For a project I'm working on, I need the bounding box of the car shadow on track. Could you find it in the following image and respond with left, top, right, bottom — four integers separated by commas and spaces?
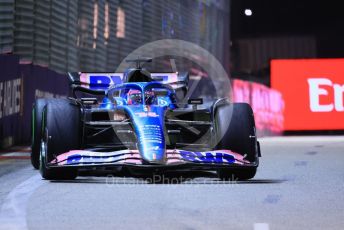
49, 170, 285, 185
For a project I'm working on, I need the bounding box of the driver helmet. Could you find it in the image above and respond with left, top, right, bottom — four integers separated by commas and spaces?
127, 89, 142, 105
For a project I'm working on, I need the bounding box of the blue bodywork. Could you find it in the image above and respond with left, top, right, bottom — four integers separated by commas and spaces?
100, 82, 176, 163
42, 68, 258, 178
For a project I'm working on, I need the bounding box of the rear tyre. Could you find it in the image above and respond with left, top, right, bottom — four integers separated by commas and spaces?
40, 99, 80, 180
215, 102, 258, 180
31, 99, 53, 169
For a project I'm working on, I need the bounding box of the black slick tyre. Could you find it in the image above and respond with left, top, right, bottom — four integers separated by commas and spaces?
215, 102, 258, 180
40, 99, 80, 180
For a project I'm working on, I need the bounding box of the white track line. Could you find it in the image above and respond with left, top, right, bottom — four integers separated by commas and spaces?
1, 152, 30, 157
0, 174, 44, 230
254, 223, 270, 230
259, 135, 344, 143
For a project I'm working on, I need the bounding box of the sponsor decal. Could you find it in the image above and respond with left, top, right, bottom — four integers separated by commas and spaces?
54, 149, 247, 166
271, 59, 344, 130
79, 73, 179, 90
135, 112, 159, 117
0, 78, 21, 118
157, 98, 169, 106
66, 154, 82, 164
179, 150, 236, 164
307, 78, 344, 112
79, 73, 123, 89
57, 150, 141, 165
146, 146, 160, 151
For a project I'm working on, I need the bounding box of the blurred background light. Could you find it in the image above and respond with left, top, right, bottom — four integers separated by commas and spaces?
244, 9, 252, 16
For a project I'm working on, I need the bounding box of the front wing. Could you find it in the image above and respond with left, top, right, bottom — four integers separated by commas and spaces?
47, 149, 257, 170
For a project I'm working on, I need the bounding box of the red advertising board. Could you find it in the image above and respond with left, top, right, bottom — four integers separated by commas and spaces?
271, 59, 344, 130
232, 79, 284, 133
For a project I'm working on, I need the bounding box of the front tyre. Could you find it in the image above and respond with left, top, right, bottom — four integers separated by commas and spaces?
39, 99, 80, 180
31, 99, 53, 169
215, 102, 258, 180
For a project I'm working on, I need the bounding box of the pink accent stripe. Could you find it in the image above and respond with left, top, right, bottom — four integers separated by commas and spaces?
53, 149, 249, 165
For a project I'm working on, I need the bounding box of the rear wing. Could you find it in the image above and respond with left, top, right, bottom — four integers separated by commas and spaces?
68, 72, 189, 94
151, 72, 189, 90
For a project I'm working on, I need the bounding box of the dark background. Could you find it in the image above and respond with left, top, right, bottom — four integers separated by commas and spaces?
231, 0, 344, 56
230, 0, 344, 84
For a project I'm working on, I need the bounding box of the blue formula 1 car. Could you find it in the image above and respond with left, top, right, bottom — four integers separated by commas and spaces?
31, 58, 261, 181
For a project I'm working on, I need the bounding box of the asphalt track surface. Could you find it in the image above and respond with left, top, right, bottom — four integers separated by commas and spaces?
0, 136, 343, 230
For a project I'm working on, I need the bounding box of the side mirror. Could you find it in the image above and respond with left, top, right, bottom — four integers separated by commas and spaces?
188, 98, 203, 105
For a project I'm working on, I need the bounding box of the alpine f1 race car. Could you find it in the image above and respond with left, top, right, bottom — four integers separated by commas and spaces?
31, 58, 261, 181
